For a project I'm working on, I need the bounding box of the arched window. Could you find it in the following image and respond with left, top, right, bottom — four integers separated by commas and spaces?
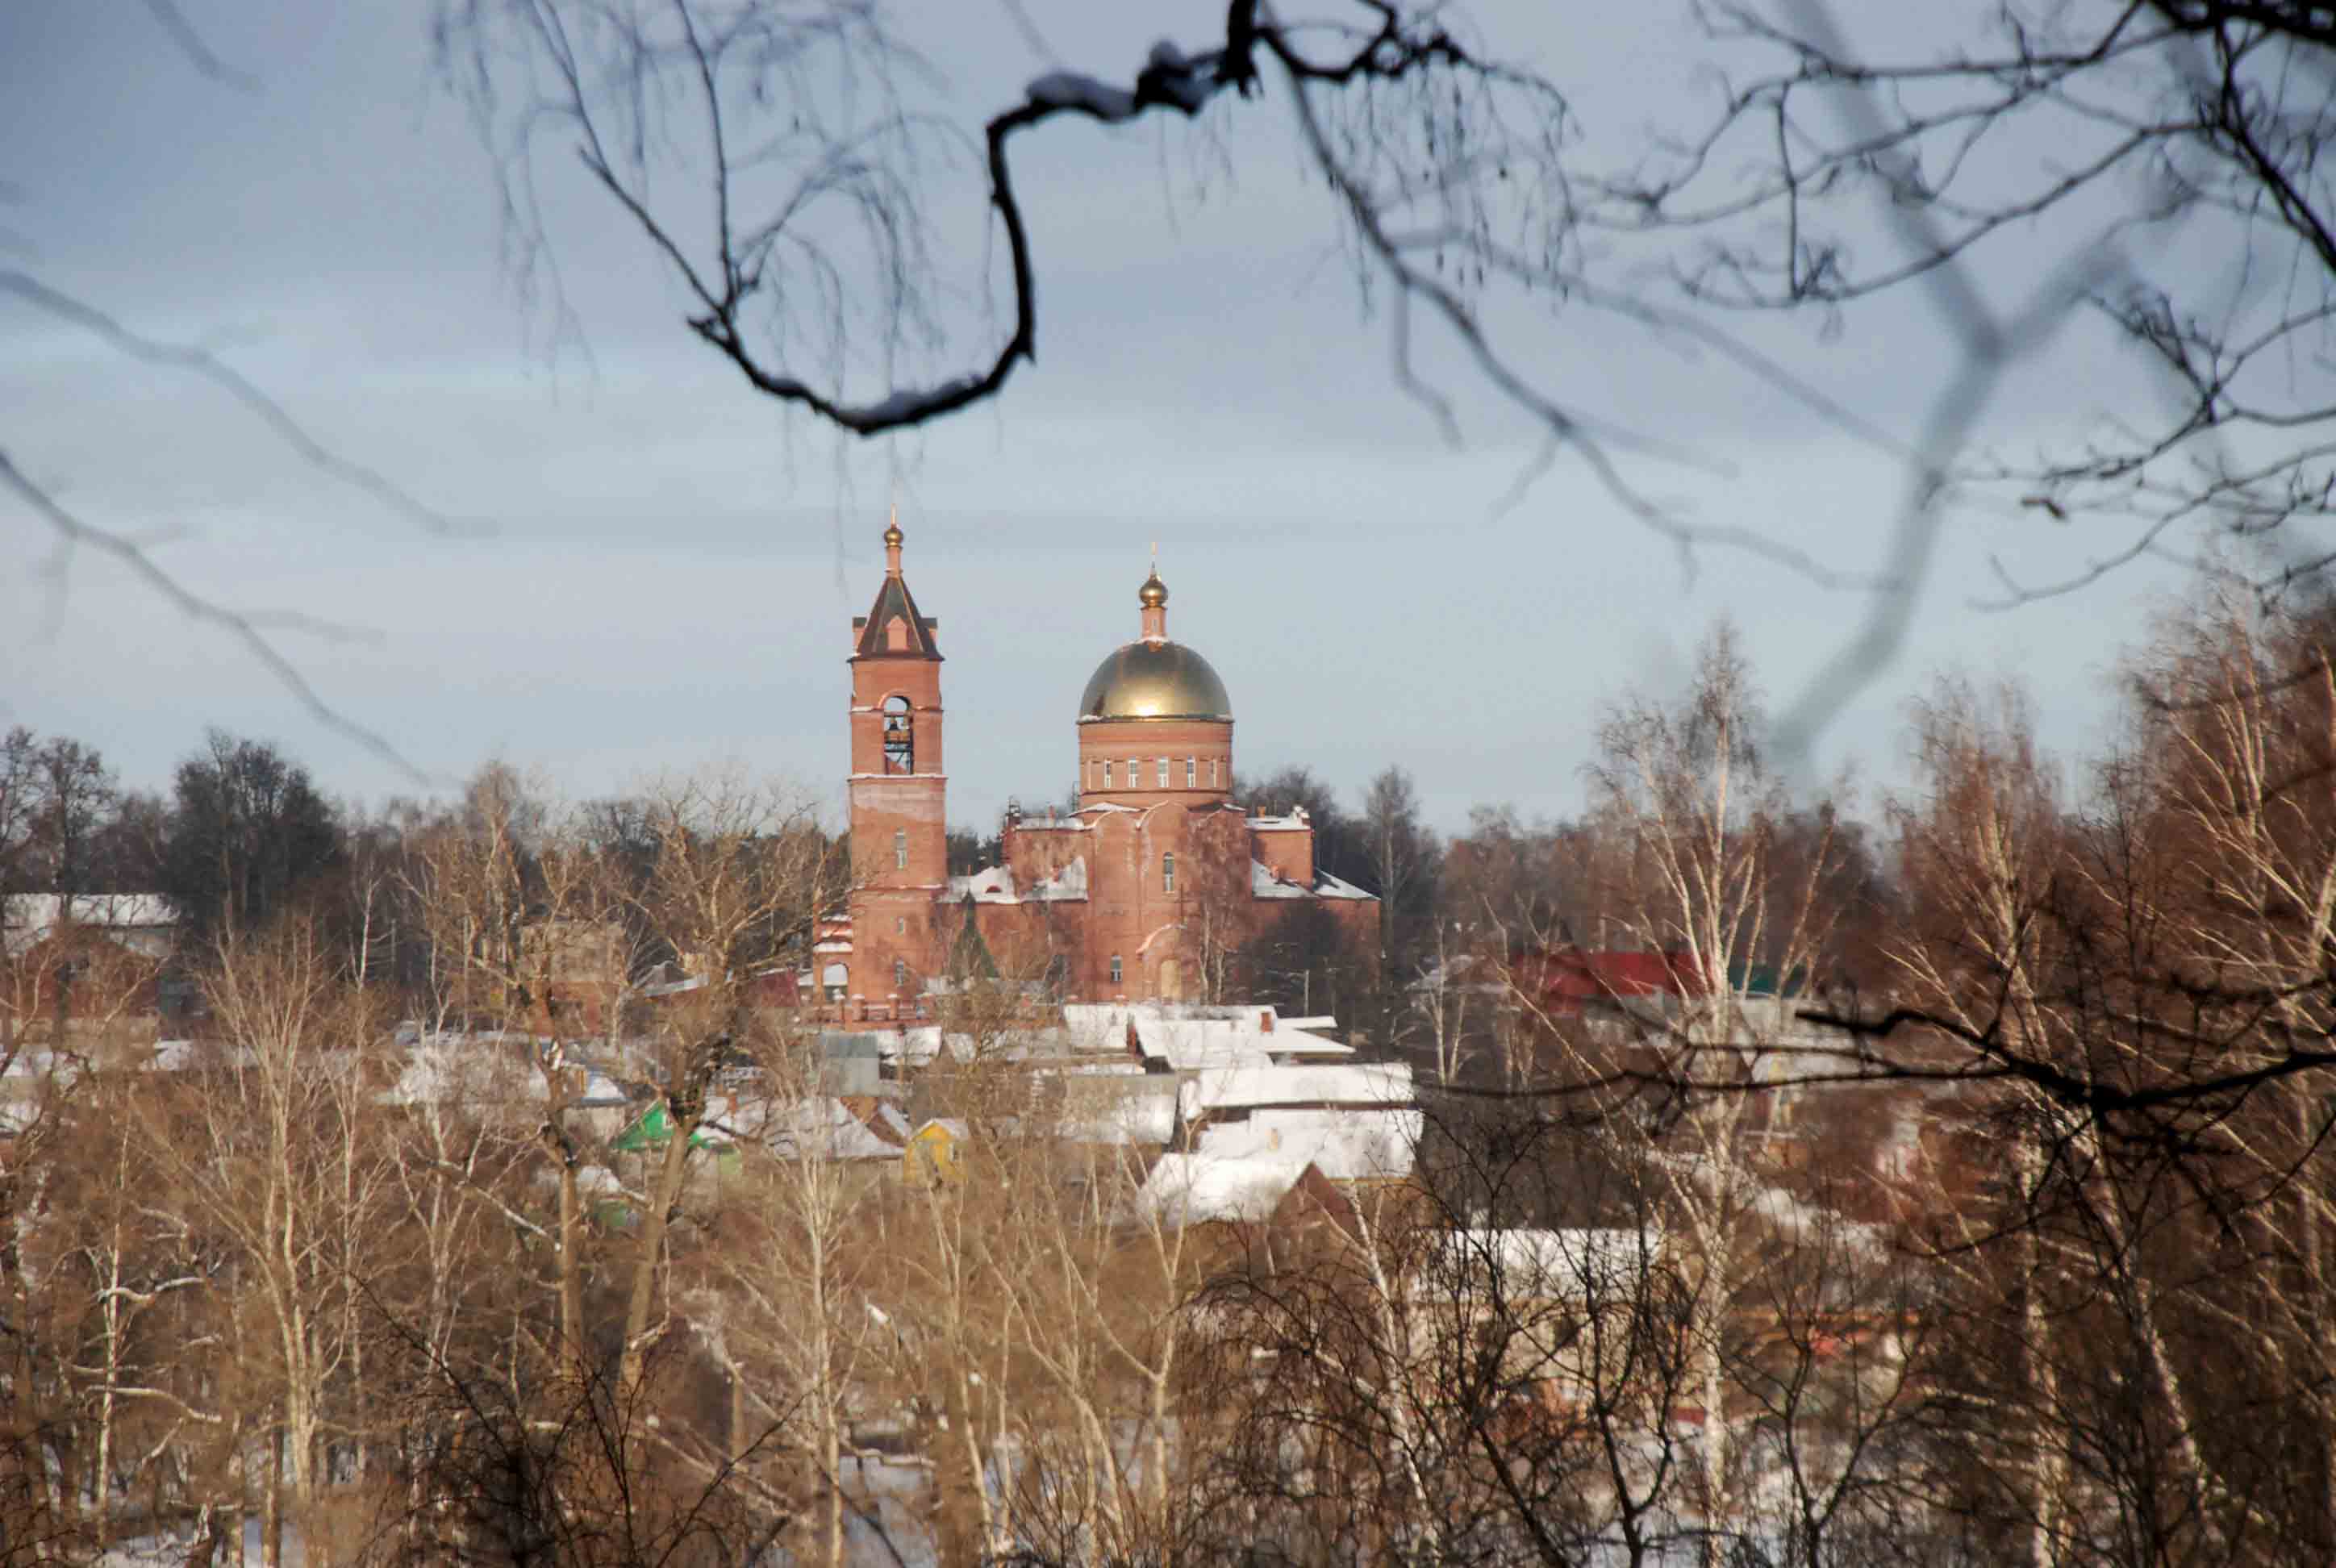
894, 829, 908, 869
882, 695, 914, 774
1103, 759, 1114, 788
893, 958, 907, 991
1162, 853, 1176, 894
1109, 953, 1124, 986
1185, 757, 1196, 787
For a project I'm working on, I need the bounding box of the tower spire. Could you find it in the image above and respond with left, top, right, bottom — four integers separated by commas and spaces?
883, 504, 904, 576
1138, 553, 1169, 642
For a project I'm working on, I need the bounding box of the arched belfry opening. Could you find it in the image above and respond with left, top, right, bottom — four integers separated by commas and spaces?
882, 694, 915, 774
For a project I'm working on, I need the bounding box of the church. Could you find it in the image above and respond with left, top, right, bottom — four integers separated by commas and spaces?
828, 517, 1375, 1020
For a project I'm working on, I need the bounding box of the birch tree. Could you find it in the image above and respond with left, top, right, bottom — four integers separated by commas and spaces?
134, 924, 394, 1566
1570, 619, 1852, 1562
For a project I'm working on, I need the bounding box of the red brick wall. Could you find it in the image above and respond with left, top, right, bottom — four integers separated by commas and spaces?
1076, 718, 1233, 809
848, 618, 946, 1003
1252, 824, 1316, 886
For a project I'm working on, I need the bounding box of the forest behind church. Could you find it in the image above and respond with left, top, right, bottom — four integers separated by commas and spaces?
8, 577, 2336, 1565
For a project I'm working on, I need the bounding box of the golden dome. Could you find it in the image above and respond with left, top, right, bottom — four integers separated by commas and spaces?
1138, 570, 1168, 608
882, 519, 905, 548
1078, 640, 1233, 723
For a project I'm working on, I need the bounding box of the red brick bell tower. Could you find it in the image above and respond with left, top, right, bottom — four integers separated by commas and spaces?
847, 512, 946, 1013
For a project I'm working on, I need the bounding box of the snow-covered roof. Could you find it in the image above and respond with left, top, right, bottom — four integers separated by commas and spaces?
3, 893, 175, 930
943, 857, 1087, 904
1418, 1228, 1666, 1301
875, 1026, 948, 1065
1245, 809, 1312, 831
1051, 1075, 1178, 1145
1125, 1152, 1315, 1227
1062, 1002, 1358, 1070
1192, 1108, 1420, 1182
1011, 811, 1095, 831
1183, 1060, 1413, 1116
763, 1097, 909, 1161
1250, 861, 1375, 902
380, 1045, 632, 1109
3, 893, 177, 955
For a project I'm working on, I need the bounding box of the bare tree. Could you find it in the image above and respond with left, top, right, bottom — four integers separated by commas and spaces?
131, 924, 394, 1568
1359, 765, 1441, 967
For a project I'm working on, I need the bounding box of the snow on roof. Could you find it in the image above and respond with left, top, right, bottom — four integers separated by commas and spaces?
1249, 861, 1376, 902
1249, 862, 1308, 900
1126, 1152, 1315, 1227
1418, 1228, 1666, 1301
951, 865, 1014, 901
1136, 1014, 1267, 1070
1012, 812, 1095, 831
3, 893, 177, 955
944, 857, 1087, 904
876, 1027, 946, 1065
380, 1045, 632, 1109
1193, 1107, 1420, 1182
1245, 812, 1310, 831
1062, 1002, 1360, 1070
1051, 1075, 1178, 1145
3, 893, 176, 930
1183, 1060, 1413, 1116
574, 1165, 631, 1199
764, 1097, 908, 1161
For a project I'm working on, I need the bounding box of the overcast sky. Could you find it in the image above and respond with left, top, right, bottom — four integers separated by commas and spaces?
1, 1, 2196, 836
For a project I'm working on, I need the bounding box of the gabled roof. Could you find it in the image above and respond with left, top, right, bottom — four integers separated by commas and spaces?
852, 573, 941, 660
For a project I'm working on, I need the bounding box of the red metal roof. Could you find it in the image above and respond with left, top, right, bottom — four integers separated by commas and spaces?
1512, 948, 1708, 1010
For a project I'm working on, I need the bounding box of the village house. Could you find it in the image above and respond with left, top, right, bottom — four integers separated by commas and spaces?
2, 893, 178, 1036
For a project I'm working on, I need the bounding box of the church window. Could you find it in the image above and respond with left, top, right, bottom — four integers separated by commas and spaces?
894, 830, 907, 869
895, 916, 906, 935
1103, 760, 1113, 788
1162, 853, 1176, 894
1109, 953, 1124, 986
1211, 757, 1220, 786
1156, 757, 1169, 787
882, 695, 914, 774
1185, 757, 1196, 787
893, 959, 907, 990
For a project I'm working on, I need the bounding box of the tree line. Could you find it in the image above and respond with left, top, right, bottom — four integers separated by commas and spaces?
10, 576, 2336, 1561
